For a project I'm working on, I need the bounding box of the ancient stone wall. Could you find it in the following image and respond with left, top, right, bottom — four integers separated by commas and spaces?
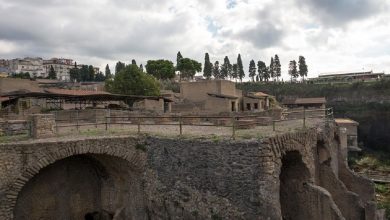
0, 128, 382, 219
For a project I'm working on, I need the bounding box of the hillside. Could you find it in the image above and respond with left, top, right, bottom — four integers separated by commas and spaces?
237, 80, 390, 153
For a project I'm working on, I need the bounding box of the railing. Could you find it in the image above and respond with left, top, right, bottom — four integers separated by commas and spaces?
52, 108, 334, 139
0, 108, 334, 141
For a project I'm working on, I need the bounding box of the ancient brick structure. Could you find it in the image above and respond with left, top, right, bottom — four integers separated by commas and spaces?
0, 126, 383, 219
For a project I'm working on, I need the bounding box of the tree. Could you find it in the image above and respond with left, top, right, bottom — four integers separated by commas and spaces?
232, 63, 238, 81
256, 75, 259, 82
176, 51, 183, 67
145, 60, 175, 80
105, 64, 112, 79
269, 57, 275, 81
237, 54, 245, 82
47, 65, 56, 79
69, 68, 79, 82
257, 60, 267, 82
264, 66, 271, 82
288, 60, 298, 82
274, 54, 281, 81
298, 56, 308, 81
248, 59, 256, 82
115, 61, 125, 74
203, 53, 213, 79
213, 61, 220, 79
88, 65, 95, 81
177, 58, 202, 80
139, 64, 144, 72
221, 56, 232, 79
131, 59, 137, 66
105, 64, 160, 96
95, 71, 105, 81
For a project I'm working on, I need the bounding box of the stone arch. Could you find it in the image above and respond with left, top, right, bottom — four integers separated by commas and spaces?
5, 138, 147, 219
279, 150, 312, 220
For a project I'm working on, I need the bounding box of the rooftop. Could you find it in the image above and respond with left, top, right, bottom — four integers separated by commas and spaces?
335, 118, 359, 125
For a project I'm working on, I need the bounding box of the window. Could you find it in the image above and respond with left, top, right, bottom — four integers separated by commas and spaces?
231, 101, 236, 112
254, 103, 258, 109
246, 103, 251, 110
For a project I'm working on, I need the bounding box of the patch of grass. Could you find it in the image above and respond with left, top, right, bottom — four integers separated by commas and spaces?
349, 151, 390, 172
0, 134, 30, 143
375, 183, 390, 219
135, 143, 147, 152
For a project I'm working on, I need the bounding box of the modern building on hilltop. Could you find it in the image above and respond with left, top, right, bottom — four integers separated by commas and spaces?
1, 57, 100, 81
9, 57, 45, 78
43, 58, 74, 81
308, 70, 385, 83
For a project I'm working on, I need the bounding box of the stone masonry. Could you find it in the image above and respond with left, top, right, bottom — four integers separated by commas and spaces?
0, 125, 383, 219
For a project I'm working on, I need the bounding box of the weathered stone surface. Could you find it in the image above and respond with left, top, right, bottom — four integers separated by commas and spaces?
0, 126, 383, 220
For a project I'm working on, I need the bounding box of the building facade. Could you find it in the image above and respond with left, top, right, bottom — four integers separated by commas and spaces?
9, 57, 45, 78
43, 58, 74, 81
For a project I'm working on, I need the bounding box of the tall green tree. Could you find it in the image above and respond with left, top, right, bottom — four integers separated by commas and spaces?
95, 71, 105, 81
176, 51, 183, 67
213, 61, 220, 79
203, 53, 213, 79
237, 54, 245, 82
298, 56, 308, 81
257, 60, 267, 82
221, 56, 232, 79
131, 59, 137, 65
288, 60, 298, 82
274, 54, 281, 81
264, 66, 271, 82
139, 64, 144, 72
88, 65, 95, 81
47, 65, 56, 79
232, 63, 238, 81
177, 58, 202, 80
145, 60, 175, 80
115, 61, 125, 74
69, 67, 79, 82
105, 64, 112, 79
248, 59, 256, 82
269, 57, 275, 81
105, 64, 160, 96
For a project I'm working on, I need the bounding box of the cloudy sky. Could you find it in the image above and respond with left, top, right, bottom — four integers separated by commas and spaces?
0, 0, 389, 80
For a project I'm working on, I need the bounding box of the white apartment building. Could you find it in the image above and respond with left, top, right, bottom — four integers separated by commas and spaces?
9, 57, 45, 78
43, 58, 74, 81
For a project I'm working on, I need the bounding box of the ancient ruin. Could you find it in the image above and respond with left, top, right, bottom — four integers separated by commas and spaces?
0, 114, 384, 219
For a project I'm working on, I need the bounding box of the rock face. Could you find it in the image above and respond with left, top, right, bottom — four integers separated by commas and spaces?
0, 126, 383, 219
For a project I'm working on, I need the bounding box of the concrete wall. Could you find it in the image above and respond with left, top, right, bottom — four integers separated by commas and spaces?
0, 126, 382, 219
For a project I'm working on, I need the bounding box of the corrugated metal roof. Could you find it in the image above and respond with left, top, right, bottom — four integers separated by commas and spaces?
45, 88, 110, 96
295, 97, 326, 104
335, 118, 359, 125
207, 93, 238, 99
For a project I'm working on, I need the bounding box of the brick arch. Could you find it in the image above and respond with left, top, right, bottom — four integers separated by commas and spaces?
5, 138, 146, 219
270, 129, 317, 178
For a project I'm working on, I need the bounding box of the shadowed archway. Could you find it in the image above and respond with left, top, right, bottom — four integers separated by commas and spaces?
14, 154, 146, 220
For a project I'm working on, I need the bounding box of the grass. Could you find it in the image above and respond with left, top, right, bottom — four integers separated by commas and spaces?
375, 183, 390, 219
0, 134, 30, 143
349, 151, 390, 218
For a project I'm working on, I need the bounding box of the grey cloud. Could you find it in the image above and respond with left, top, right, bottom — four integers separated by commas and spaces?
0, 0, 191, 61
298, 0, 388, 25
239, 22, 284, 49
